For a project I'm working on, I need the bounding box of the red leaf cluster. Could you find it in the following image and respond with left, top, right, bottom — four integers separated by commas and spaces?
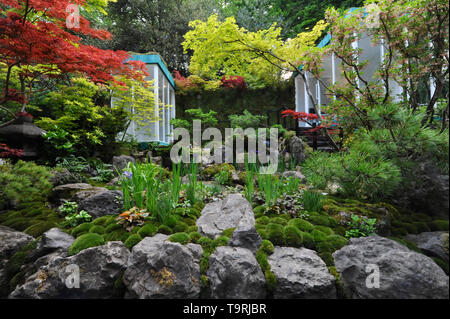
0, 0, 148, 91
0, 143, 24, 158
281, 110, 319, 121
220, 75, 247, 89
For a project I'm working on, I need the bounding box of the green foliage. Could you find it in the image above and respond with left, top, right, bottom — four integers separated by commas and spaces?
256, 173, 283, 207
124, 234, 143, 249
35, 77, 128, 158
58, 201, 78, 216
0, 161, 52, 205
183, 14, 327, 88
157, 225, 173, 235
302, 190, 324, 212
301, 232, 315, 249
169, 232, 191, 245
229, 110, 267, 130
345, 214, 377, 238
214, 170, 231, 186
213, 236, 230, 248
68, 233, 105, 256
189, 232, 202, 243
63, 210, 92, 228
222, 228, 236, 238
171, 108, 218, 134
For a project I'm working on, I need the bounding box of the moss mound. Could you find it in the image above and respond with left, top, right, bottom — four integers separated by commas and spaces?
124, 234, 143, 249
138, 224, 158, 238
169, 232, 191, 245
69, 233, 105, 256
284, 226, 303, 247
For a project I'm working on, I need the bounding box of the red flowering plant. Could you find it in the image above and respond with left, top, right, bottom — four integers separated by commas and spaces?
0, 143, 24, 158
281, 110, 340, 134
220, 75, 247, 89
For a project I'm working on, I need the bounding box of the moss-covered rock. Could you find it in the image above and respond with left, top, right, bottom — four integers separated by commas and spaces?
189, 232, 202, 243
173, 221, 189, 233
266, 223, 285, 246
260, 240, 274, 255
283, 226, 303, 248
311, 229, 327, 242
256, 216, 270, 225
68, 233, 105, 256
428, 220, 449, 232
105, 222, 122, 233
271, 217, 288, 226
124, 234, 143, 249
213, 235, 230, 248
168, 232, 191, 245
301, 232, 315, 249
89, 225, 106, 235
137, 224, 158, 238
71, 222, 94, 238
315, 225, 334, 236
157, 225, 173, 235
222, 227, 235, 238
288, 218, 315, 232
24, 221, 57, 238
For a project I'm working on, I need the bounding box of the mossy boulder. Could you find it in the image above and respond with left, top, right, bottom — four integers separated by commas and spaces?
137, 224, 158, 238
89, 225, 106, 235
71, 223, 94, 238
124, 234, 143, 249
288, 218, 315, 232
266, 223, 285, 246
68, 233, 105, 256
24, 222, 57, 238
283, 226, 303, 248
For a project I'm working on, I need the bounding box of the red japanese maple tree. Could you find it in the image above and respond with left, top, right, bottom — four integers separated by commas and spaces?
0, 0, 147, 124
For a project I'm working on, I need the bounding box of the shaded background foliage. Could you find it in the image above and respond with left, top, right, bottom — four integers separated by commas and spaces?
175, 84, 295, 131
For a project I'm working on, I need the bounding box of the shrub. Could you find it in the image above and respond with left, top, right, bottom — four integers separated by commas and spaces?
169, 232, 191, 245
124, 234, 142, 249
288, 219, 315, 232
0, 161, 52, 204
283, 226, 303, 247
89, 225, 106, 235
63, 210, 92, 227
345, 214, 377, 238
138, 224, 158, 238
69, 233, 105, 255
71, 223, 94, 237
266, 223, 285, 246
260, 240, 275, 255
